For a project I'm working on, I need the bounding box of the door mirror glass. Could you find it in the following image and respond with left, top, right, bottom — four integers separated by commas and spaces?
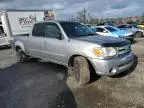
56, 32, 62, 40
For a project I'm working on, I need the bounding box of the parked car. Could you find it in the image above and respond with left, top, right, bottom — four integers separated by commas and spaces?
91, 26, 134, 42
97, 22, 117, 27
117, 24, 144, 37
13, 21, 134, 86
138, 23, 144, 28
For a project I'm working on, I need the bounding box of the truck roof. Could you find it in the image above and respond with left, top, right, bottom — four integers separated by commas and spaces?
36, 20, 78, 24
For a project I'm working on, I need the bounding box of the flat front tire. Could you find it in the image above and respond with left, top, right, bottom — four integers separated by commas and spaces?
73, 56, 90, 85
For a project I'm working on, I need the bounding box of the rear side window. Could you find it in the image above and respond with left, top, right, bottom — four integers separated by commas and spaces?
128, 25, 132, 28
32, 23, 45, 36
44, 23, 60, 38
118, 25, 132, 28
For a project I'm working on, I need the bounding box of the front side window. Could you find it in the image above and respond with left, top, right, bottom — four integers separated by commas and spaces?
104, 26, 118, 32
124, 25, 132, 28
60, 22, 93, 38
118, 25, 129, 28
96, 27, 106, 32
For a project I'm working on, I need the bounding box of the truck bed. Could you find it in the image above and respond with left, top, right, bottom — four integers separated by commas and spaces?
13, 34, 29, 49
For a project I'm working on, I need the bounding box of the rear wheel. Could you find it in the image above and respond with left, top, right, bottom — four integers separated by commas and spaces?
73, 56, 90, 85
16, 49, 28, 62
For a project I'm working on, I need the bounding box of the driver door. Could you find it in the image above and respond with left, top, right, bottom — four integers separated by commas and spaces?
41, 22, 66, 64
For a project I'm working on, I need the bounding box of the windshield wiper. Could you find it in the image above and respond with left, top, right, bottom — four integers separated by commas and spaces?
76, 33, 96, 37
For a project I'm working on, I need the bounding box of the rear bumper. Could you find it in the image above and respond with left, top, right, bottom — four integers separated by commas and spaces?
0, 42, 10, 47
89, 52, 134, 76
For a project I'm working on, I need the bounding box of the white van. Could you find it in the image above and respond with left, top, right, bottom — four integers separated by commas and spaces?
0, 10, 56, 47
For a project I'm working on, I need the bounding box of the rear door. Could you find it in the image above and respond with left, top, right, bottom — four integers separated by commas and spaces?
28, 23, 45, 58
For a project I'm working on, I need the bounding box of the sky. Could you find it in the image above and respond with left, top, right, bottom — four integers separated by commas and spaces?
0, 0, 144, 20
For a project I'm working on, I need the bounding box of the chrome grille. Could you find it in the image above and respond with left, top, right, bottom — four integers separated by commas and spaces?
117, 44, 131, 55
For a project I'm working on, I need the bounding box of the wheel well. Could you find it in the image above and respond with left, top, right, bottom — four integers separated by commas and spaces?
135, 31, 142, 34
68, 55, 94, 71
68, 55, 79, 67
68, 55, 96, 76
15, 46, 21, 52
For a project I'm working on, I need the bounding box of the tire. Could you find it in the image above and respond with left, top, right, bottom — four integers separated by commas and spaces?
129, 38, 134, 43
135, 31, 143, 38
73, 56, 90, 85
16, 49, 28, 62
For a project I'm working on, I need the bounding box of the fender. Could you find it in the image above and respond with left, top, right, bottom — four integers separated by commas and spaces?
15, 41, 26, 53
67, 52, 88, 66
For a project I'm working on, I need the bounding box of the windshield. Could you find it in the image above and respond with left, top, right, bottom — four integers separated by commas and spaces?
60, 22, 93, 38
104, 26, 119, 32
132, 24, 139, 28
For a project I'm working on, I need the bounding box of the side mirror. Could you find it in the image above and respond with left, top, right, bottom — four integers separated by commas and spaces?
56, 32, 62, 40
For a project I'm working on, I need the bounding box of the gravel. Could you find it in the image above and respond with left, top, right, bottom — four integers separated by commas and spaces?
0, 38, 144, 108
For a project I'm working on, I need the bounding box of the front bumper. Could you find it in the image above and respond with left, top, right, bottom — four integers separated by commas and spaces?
89, 52, 134, 76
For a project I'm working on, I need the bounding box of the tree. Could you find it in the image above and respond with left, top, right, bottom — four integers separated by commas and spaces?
75, 9, 92, 24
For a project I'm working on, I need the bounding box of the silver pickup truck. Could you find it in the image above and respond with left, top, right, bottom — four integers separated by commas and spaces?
13, 21, 134, 85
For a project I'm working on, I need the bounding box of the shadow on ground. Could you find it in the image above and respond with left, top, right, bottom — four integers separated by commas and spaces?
0, 60, 77, 108
0, 46, 11, 50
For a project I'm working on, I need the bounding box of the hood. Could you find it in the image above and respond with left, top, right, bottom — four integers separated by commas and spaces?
112, 30, 133, 37
72, 35, 130, 47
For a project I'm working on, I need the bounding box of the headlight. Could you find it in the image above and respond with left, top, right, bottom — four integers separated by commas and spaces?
93, 47, 116, 58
